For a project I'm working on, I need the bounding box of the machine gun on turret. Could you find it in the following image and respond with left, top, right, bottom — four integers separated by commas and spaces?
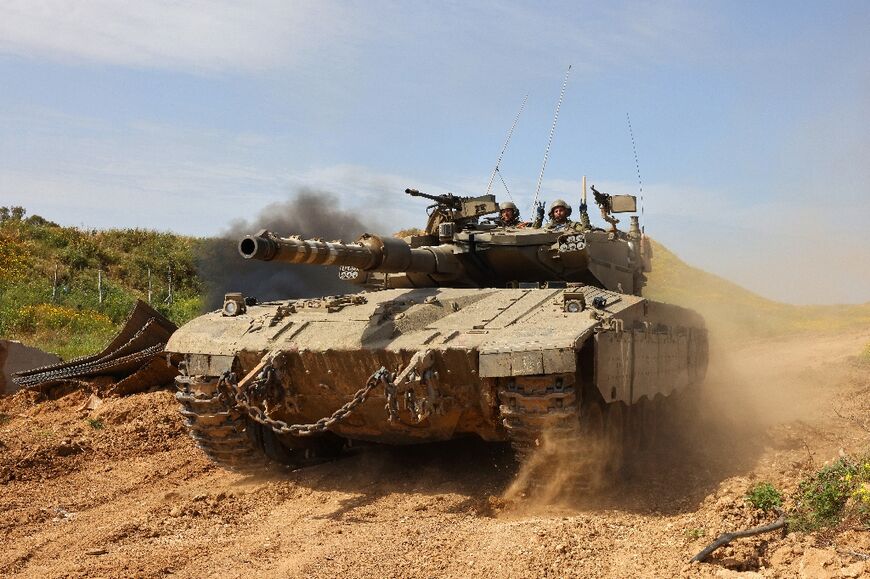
591, 185, 637, 233
405, 188, 498, 235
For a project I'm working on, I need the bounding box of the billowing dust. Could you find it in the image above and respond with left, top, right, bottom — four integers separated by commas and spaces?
502, 430, 613, 508
499, 329, 869, 517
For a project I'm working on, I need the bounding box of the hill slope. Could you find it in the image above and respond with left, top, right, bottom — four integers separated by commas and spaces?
644, 239, 870, 339
0, 207, 203, 359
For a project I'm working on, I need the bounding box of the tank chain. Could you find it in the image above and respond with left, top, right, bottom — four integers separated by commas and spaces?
217, 364, 391, 436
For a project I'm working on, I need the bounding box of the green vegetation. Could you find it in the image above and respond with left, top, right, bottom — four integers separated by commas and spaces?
745, 482, 783, 512
644, 239, 870, 339
790, 454, 870, 530
0, 206, 204, 359
86, 418, 105, 430
684, 527, 706, 540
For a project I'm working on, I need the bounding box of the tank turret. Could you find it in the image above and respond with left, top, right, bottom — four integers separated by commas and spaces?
238, 187, 649, 294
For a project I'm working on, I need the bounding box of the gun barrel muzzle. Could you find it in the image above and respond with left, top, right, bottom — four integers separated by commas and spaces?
239, 234, 278, 261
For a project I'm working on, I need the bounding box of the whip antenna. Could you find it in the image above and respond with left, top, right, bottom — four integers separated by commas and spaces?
626, 112, 645, 230
532, 64, 572, 211
485, 94, 528, 200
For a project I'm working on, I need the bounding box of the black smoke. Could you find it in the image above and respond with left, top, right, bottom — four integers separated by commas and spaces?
197, 189, 381, 310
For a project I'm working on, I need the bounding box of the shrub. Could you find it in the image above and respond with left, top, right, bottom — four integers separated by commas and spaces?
13, 303, 114, 336
791, 455, 870, 530
746, 482, 783, 512
0, 238, 31, 281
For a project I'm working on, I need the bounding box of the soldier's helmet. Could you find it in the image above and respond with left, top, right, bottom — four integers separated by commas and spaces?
498, 201, 519, 214
548, 199, 572, 219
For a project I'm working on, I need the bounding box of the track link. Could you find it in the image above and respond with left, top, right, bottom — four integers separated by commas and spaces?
175, 374, 345, 471
175, 375, 268, 471
497, 374, 580, 461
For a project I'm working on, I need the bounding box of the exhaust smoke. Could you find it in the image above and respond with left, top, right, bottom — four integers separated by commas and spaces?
197, 189, 382, 310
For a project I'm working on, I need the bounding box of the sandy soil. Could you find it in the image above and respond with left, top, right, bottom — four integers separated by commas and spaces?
1, 330, 868, 578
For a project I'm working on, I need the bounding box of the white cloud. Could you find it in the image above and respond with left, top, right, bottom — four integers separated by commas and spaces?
0, 1, 715, 75
0, 0, 361, 73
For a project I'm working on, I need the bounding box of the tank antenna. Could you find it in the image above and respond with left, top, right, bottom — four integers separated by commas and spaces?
532, 64, 572, 213
485, 94, 528, 201
579, 174, 591, 230
626, 112, 645, 232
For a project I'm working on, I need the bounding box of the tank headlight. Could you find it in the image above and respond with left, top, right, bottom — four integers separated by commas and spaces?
559, 243, 569, 252
222, 292, 246, 316
568, 242, 577, 251
564, 299, 585, 313
566, 235, 576, 243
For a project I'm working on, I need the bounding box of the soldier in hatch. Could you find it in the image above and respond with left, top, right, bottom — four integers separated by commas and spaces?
534, 199, 580, 231
496, 201, 526, 227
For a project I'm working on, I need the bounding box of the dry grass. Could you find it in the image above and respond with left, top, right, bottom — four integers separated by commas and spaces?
644, 239, 870, 340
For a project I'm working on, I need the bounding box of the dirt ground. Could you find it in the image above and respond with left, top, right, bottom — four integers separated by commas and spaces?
1, 330, 869, 578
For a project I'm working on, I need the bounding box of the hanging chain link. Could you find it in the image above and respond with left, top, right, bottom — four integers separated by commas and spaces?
217, 363, 391, 437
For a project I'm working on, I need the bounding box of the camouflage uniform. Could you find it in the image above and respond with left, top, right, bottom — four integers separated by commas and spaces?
496, 201, 528, 228
539, 199, 580, 232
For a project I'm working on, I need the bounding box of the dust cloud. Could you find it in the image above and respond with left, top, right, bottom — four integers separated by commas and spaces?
502, 430, 613, 509
497, 329, 869, 514
197, 189, 384, 310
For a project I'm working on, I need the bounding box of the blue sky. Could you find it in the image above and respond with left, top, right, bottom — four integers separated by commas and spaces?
0, 1, 868, 304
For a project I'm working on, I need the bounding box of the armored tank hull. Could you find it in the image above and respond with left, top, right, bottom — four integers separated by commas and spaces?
167, 284, 707, 470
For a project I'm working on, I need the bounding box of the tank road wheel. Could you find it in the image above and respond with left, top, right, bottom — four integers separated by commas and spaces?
246, 422, 345, 466
175, 374, 344, 471
627, 399, 644, 455
641, 396, 660, 449
581, 401, 605, 439
604, 403, 626, 474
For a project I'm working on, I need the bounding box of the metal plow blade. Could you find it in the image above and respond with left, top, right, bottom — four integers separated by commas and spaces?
12, 300, 179, 393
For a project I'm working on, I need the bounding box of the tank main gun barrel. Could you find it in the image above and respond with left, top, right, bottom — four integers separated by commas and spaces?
238, 229, 460, 275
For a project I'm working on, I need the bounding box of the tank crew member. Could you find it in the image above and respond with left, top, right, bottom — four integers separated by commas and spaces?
541, 199, 580, 232
496, 201, 527, 227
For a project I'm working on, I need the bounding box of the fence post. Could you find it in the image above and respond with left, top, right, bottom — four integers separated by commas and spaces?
52, 263, 58, 302
165, 265, 173, 304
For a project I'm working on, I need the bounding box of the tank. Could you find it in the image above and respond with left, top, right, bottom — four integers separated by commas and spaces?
167, 188, 707, 472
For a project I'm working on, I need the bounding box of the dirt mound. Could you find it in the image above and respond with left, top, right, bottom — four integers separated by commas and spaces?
1, 330, 868, 578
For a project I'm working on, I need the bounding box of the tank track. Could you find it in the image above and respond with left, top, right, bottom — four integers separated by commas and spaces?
497, 374, 580, 461
175, 374, 342, 471
498, 374, 665, 483
175, 375, 268, 471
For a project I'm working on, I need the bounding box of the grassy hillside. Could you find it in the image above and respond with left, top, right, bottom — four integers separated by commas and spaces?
644, 239, 870, 339
0, 207, 203, 359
